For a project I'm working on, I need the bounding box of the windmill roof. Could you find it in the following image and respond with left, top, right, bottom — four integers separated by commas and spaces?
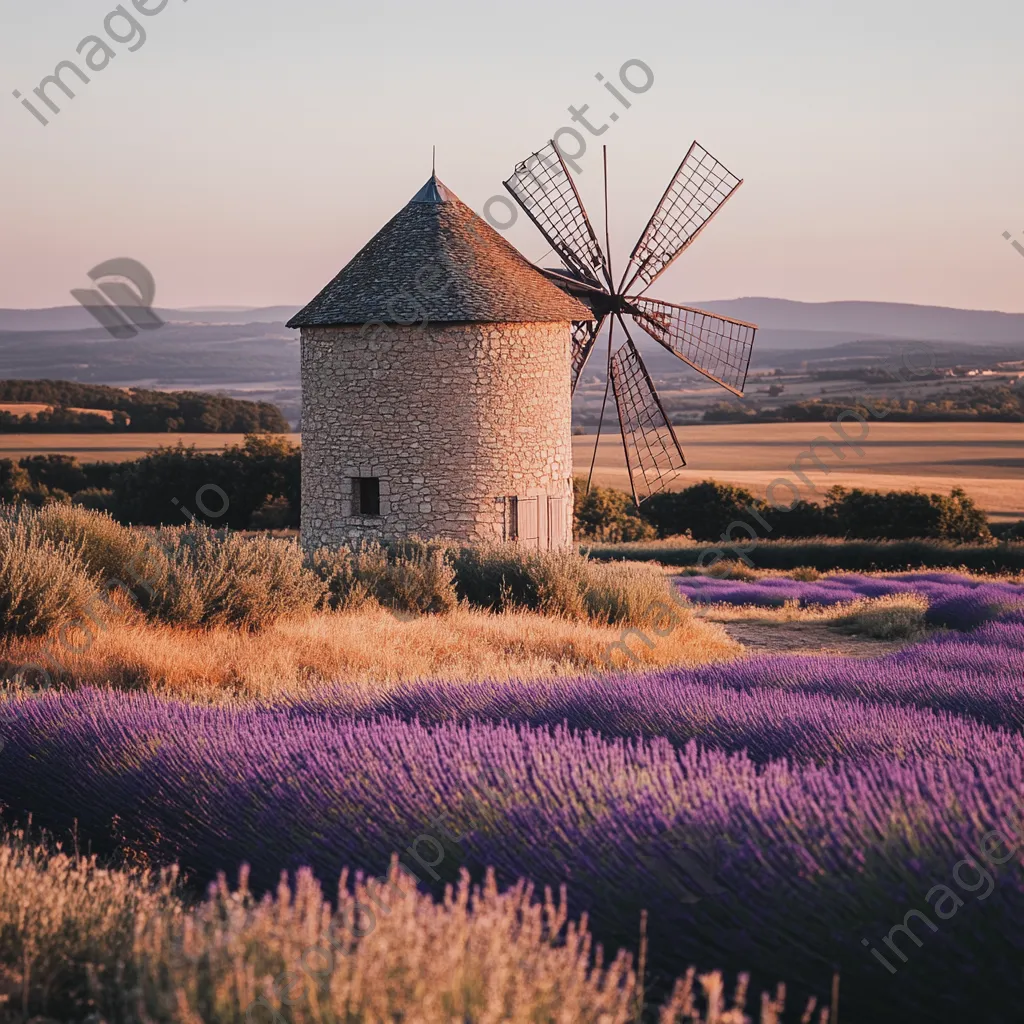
287, 175, 594, 328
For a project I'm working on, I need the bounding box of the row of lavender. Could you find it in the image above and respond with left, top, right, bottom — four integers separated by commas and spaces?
676, 571, 1024, 630
1, 573, 1022, 1021
2, 686, 1024, 1020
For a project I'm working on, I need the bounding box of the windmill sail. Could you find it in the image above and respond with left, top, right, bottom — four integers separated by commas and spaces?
506, 138, 758, 502
610, 333, 686, 503
621, 142, 743, 294
629, 297, 757, 397
570, 316, 605, 394
504, 142, 609, 289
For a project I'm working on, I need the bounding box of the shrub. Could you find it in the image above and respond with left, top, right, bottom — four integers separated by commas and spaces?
451, 544, 677, 626
31, 504, 167, 610
17, 454, 90, 495
582, 561, 686, 629
151, 527, 324, 630
375, 542, 458, 614
452, 545, 593, 618
0, 510, 96, 638
992, 519, 1024, 541
642, 481, 766, 541
573, 478, 656, 542
0, 459, 64, 507
766, 499, 838, 538
790, 566, 821, 581
71, 487, 117, 514
832, 593, 929, 640
587, 538, 1024, 574
308, 539, 458, 615
451, 544, 540, 612
827, 485, 991, 542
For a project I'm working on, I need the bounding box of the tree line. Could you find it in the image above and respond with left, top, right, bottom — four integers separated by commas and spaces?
0, 438, 1012, 542
0, 379, 289, 433
702, 385, 1024, 424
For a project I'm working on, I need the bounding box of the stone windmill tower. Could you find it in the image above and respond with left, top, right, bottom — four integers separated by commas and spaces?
288, 173, 593, 551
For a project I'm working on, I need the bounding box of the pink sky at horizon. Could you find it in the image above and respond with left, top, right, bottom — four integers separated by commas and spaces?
1, 0, 1023, 314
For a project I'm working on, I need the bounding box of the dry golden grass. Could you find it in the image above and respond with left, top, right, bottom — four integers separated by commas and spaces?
0, 829, 819, 1023
3, 604, 739, 700
698, 593, 929, 639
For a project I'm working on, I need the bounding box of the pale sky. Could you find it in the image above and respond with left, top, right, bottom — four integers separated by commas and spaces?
2, 0, 1023, 312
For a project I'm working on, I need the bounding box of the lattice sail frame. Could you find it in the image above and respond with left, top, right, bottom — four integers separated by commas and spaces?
621, 142, 743, 295
570, 317, 605, 395
503, 138, 758, 504
610, 332, 687, 502
630, 298, 757, 397
504, 142, 608, 288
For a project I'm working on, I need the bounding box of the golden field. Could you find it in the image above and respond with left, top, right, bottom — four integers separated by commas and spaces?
2, 605, 738, 701
574, 421, 1024, 521
0, 432, 302, 462
1, 422, 1021, 519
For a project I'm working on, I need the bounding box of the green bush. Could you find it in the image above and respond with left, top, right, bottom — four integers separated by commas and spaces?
0, 459, 66, 507
572, 478, 656, 542
112, 434, 300, 530
827, 485, 990, 542
582, 480, 991, 545
642, 481, 766, 541
764, 500, 836, 539
71, 488, 118, 515
0, 509, 97, 638
17, 454, 90, 494
150, 528, 324, 630
993, 520, 1024, 542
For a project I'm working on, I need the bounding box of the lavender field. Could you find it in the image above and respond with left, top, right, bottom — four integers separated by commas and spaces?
2, 572, 1024, 1021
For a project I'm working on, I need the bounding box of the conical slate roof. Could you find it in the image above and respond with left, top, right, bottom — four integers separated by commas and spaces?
287, 175, 594, 327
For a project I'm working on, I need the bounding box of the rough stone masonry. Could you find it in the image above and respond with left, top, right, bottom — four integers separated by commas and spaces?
300, 321, 574, 549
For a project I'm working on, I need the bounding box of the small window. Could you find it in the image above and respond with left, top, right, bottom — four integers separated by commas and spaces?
354, 477, 380, 516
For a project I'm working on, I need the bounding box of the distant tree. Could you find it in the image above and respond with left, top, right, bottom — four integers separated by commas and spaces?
112, 434, 300, 529
573, 479, 656, 542
0, 379, 289, 433
18, 454, 90, 494
643, 481, 767, 541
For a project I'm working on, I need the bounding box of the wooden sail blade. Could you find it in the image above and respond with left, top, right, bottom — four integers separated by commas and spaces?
629, 297, 757, 396
610, 332, 687, 504
621, 142, 742, 294
570, 316, 606, 395
504, 141, 610, 289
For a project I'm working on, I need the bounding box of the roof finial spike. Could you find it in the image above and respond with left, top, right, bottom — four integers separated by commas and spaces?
432, 145, 436, 177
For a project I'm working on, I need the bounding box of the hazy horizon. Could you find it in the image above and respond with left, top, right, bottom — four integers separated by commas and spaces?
2, 0, 1023, 312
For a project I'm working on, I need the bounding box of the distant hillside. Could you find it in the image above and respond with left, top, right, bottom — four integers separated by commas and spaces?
2, 299, 1022, 427
690, 298, 1024, 348
0, 306, 300, 333
0, 379, 288, 433
4, 298, 1024, 347
0, 322, 297, 385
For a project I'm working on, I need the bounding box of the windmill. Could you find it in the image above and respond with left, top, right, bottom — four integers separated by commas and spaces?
503, 141, 758, 504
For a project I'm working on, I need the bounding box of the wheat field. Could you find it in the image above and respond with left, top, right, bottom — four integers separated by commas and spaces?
573, 422, 1024, 520
1, 423, 1021, 519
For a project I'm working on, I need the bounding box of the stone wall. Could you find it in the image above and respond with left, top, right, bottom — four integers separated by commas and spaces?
300, 321, 574, 549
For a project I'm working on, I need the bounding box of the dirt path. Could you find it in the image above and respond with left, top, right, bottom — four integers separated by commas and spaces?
713, 618, 911, 658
